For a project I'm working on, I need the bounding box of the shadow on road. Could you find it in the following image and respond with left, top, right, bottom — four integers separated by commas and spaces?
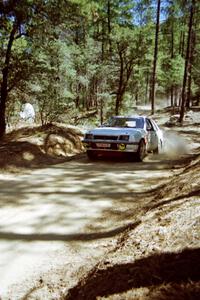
0, 151, 197, 242
0, 221, 141, 242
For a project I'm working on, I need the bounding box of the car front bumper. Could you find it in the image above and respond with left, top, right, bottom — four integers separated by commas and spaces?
82, 140, 139, 153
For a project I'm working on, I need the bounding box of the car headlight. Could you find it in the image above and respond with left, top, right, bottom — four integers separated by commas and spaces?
119, 135, 129, 141
85, 133, 93, 139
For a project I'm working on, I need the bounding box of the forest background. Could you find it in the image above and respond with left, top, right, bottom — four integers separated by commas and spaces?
0, 0, 199, 138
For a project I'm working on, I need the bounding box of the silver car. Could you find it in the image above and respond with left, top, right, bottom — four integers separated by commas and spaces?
83, 116, 163, 161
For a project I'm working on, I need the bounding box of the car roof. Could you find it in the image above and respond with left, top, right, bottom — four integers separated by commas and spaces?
112, 115, 146, 119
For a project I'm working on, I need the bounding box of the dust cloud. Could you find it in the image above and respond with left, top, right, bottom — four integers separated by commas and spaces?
163, 131, 189, 158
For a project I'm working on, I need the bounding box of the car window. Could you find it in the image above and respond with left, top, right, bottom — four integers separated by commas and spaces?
109, 117, 144, 128
146, 119, 154, 131
151, 119, 159, 131
125, 121, 137, 128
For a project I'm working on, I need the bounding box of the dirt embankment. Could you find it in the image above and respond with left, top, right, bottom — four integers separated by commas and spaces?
0, 124, 84, 171
65, 153, 200, 300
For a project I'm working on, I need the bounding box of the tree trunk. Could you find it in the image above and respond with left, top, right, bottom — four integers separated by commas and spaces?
145, 72, 149, 105
150, 0, 161, 115
115, 48, 134, 115
186, 30, 195, 108
135, 88, 138, 105
100, 97, 103, 125
107, 0, 112, 54
179, 31, 185, 57
170, 21, 174, 108
180, 0, 195, 123
0, 21, 18, 139
115, 49, 124, 115
115, 93, 123, 115
186, 60, 192, 108
101, 20, 105, 61
170, 86, 174, 107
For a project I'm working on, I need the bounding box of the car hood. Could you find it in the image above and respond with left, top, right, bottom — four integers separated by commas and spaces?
87, 127, 145, 136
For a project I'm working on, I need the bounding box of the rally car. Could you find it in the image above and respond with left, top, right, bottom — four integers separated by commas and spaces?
83, 116, 163, 161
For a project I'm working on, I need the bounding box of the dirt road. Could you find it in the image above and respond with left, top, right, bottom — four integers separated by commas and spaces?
0, 121, 198, 299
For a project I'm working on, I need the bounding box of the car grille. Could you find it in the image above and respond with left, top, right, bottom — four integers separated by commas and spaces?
93, 135, 118, 140
91, 143, 118, 150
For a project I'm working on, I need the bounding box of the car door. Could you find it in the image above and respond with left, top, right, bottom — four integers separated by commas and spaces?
146, 119, 158, 150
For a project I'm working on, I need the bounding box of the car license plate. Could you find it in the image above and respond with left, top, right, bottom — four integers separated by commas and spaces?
96, 143, 110, 148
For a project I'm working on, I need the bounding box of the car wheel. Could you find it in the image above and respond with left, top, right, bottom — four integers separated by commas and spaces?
153, 146, 159, 154
87, 150, 97, 160
153, 140, 162, 154
136, 140, 146, 162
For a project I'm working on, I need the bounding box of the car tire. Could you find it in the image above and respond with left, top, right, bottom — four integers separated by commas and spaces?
153, 140, 162, 154
153, 146, 159, 154
136, 140, 146, 162
87, 150, 97, 160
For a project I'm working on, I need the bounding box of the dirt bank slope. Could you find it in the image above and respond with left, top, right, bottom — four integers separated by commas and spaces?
0, 124, 84, 170
65, 154, 200, 300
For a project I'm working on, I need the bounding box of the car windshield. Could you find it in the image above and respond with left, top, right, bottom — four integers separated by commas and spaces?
108, 117, 144, 128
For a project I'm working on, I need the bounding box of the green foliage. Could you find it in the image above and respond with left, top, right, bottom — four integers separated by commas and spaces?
159, 54, 184, 89
1, 0, 200, 132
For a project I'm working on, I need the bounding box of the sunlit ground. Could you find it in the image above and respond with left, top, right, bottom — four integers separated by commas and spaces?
0, 137, 197, 298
